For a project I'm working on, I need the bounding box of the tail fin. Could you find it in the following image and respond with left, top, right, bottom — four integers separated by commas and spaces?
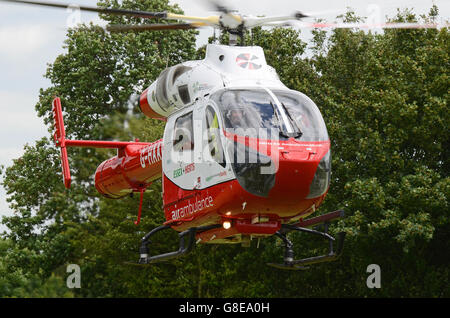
52, 97, 71, 189
51, 96, 152, 192
51, 97, 157, 225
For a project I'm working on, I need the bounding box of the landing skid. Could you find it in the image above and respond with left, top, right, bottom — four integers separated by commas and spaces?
127, 210, 345, 269
267, 211, 346, 271
134, 224, 221, 265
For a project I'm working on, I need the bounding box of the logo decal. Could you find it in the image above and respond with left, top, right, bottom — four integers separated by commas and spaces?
173, 163, 195, 178
236, 53, 262, 70
140, 141, 162, 168
173, 168, 183, 178
192, 82, 214, 94
170, 195, 214, 220
206, 170, 227, 182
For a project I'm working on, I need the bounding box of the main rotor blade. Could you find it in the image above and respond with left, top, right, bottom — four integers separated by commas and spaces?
165, 13, 220, 25
1, 0, 222, 25
244, 12, 309, 28
295, 21, 449, 29
0, 0, 168, 18
106, 23, 205, 32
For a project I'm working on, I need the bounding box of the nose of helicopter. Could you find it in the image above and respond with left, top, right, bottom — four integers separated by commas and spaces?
267, 149, 321, 202
230, 139, 331, 204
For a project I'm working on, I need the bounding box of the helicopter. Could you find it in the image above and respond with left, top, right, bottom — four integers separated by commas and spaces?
2, 0, 445, 270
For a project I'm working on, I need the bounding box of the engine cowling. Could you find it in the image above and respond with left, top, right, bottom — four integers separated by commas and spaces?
139, 64, 195, 120
139, 61, 224, 120
139, 82, 164, 120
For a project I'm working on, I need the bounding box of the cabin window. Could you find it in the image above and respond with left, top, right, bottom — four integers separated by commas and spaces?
178, 84, 191, 104
205, 106, 226, 167
173, 111, 194, 152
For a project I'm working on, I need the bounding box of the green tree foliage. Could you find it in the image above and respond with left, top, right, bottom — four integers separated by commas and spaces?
1, 3, 448, 297
0, 237, 74, 297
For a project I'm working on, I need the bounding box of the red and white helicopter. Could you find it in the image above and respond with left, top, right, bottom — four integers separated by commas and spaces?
3, 0, 445, 270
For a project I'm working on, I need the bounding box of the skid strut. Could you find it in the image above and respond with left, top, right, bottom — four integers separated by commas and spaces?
268, 210, 346, 270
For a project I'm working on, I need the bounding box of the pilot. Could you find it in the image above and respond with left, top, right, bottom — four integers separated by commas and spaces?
222, 91, 246, 128
228, 108, 245, 127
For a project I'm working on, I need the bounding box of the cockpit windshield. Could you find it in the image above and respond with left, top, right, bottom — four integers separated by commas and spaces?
212, 88, 329, 141
217, 90, 278, 131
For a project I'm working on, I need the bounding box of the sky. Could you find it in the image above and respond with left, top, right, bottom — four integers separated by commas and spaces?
0, 0, 448, 232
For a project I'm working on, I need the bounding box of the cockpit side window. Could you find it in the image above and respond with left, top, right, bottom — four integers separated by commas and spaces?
173, 111, 194, 152
205, 106, 226, 167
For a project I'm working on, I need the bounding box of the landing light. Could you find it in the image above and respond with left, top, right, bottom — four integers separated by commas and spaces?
223, 221, 231, 230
